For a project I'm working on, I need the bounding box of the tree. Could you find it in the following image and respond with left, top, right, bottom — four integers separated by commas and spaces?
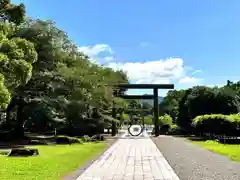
177, 86, 240, 132
160, 90, 185, 121
224, 80, 240, 96
0, 74, 10, 109
0, 1, 130, 139
0, 0, 26, 25
0, 22, 37, 109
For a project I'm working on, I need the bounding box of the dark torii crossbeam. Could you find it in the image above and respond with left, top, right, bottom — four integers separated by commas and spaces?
112, 84, 174, 137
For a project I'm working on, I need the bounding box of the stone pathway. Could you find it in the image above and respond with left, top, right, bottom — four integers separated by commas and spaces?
76, 130, 179, 180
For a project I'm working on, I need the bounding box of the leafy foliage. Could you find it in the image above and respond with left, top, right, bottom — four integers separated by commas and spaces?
0, 74, 10, 108
0, 0, 26, 25
160, 81, 240, 136
159, 114, 173, 126
192, 114, 240, 136
0, 0, 129, 138
0, 22, 37, 109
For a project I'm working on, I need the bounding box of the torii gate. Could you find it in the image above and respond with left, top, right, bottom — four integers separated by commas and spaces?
112, 84, 174, 137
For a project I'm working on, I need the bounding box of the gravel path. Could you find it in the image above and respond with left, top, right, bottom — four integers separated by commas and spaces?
152, 135, 240, 180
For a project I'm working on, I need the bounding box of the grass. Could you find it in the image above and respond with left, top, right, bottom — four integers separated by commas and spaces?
189, 139, 240, 162
0, 142, 108, 180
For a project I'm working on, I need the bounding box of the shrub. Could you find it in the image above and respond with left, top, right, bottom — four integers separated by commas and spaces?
144, 116, 153, 125
55, 135, 82, 144
159, 114, 173, 126
170, 124, 177, 130
192, 114, 239, 136
160, 124, 170, 134
122, 113, 129, 120
168, 125, 184, 135
177, 86, 240, 131
158, 114, 173, 134
28, 140, 47, 145
226, 114, 240, 136
91, 134, 105, 141
81, 135, 91, 142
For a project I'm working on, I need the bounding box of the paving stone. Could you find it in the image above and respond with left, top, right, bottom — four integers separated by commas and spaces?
76, 131, 179, 180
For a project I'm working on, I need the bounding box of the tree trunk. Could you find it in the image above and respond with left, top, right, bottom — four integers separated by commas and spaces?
5, 97, 17, 131
13, 99, 25, 138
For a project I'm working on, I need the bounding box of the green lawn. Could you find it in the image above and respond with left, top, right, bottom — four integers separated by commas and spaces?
0, 142, 108, 180
189, 140, 240, 162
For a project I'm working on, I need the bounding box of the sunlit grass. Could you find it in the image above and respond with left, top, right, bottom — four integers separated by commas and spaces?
189, 139, 240, 162
0, 142, 107, 180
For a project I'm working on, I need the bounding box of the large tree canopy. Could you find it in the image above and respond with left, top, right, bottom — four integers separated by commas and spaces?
0, 22, 37, 108
0, 0, 26, 25
159, 82, 240, 135
0, 0, 129, 137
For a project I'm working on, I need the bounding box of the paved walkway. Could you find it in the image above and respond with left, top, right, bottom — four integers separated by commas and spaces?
76, 130, 179, 180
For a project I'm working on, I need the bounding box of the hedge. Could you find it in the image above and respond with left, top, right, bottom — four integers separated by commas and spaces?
192, 114, 240, 136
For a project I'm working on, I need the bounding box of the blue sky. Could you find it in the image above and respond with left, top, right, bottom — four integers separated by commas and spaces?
13, 0, 240, 96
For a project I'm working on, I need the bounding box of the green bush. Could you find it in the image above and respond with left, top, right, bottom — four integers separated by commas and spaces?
122, 113, 129, 120
160, 124, 170, 134
192, 114, 239, 136
170, 124, 177, 129
159, 123, 180, 135
55, 135, 82, 144
91, 134, 105, 141
81, 134, 105, 142
224, 114, 240, 136
158, 114, 173, 134
168, 125, 188, 135
28, 139, 48, 145
144, 116, 153, 125
81, 135, 91, 142
159, 114, 173, 126
177, 86, 240, 131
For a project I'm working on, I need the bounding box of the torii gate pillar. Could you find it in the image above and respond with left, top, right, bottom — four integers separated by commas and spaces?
153, 88, 159, 136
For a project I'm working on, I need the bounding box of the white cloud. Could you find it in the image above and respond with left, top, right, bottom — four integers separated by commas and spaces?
78, 43, 203, 88
78, 44, 114, 63
178, 76, 203, 84
108, 58, 186, 84
78, 44, 114, 57
104, 56, 114, 62
192, 69, 202, 75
